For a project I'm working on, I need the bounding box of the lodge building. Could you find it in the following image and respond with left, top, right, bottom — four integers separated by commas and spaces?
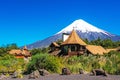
49, 29, 107, 56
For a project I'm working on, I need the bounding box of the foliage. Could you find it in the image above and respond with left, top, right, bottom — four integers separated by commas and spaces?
0, 40, 120, 75
0, 43, 19, 56
28, 49, 120, 75
84, 38, 120, 48
0, 54, 26, 74
6, 43, 19, 51
30, 48, 49, 55
61, 51, 120, 74
30, 48, 42, 55
103, 51, 120, 74
27, 53, 63, 73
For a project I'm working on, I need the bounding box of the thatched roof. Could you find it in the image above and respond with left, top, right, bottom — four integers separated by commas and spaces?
62, 30, 86, 45
116, 47, 120, 51
106, 47, 120, 53
86, 45, 107, 55
9, 46, 31, 57
50, 42, 59, 47
106, 48, 117, 53
23, 46, 28, 50
9, 49, 22, 55
22, 50, 31, 56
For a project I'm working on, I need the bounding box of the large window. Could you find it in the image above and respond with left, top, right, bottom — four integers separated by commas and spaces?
63, 46, 68, 53
71, 45, 76, 51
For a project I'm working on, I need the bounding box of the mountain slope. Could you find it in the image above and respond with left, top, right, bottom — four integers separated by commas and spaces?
57, 19, 107, 34
27, 19, 120, 49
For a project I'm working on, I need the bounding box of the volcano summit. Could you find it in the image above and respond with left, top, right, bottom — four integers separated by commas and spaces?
27, 19, 120, 49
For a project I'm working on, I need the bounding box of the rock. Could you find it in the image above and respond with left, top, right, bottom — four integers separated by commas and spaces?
62, 68, 71, 75
34, 70, 40, 78
39, 69, 49, 76
92, 69, 108, 76
79, 69, 84, 74
79, 68, 88, 74
12, 71, 18, 78
29, 73, 35, 79
12, 69, 23, 78
0, 74, 7, 80
29, 70, 40, 79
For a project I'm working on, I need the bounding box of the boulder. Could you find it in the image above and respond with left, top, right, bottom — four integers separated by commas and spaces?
39, 69, 49, 76
79, 68, 88, 74
12, 69, 23, 78
92, 69, 108, 76
79, 69, 84, 74
29, 70, 40, 79
0, 74, 7, 80
12, 71, 18, 78
62, 68, 71, 75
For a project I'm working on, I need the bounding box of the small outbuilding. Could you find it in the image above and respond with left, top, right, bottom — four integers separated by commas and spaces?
49, 42, 60, 51
9, 46, 31, 59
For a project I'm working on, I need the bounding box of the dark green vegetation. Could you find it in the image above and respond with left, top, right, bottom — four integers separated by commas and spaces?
0, 43, 18, 56
84, 38, 120, 48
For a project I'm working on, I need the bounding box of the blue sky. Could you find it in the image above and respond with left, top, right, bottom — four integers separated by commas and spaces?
0, 0, 120, 46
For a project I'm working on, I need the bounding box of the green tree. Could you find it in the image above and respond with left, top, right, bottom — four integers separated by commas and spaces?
30, 48, 42, 55
6, 43, 19, 51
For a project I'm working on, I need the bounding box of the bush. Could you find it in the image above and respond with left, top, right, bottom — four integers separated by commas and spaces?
0, 54, 26, 74
102, 51, 120, 74
63, 53, 120, 74
27, 53, 63, 73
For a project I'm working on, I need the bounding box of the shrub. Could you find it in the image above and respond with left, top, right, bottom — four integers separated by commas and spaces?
0, 54, 26, 74
27, 53, 63, 73
64, 54, 118, 74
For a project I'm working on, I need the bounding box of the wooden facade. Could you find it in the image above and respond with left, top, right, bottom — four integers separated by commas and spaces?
61, 30, 87, 56
61, 44, 87, 56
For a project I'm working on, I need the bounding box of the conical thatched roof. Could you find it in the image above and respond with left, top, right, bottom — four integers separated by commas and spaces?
22, 50, 31, 56
23, 46, 28, 50
62, 30, 86, 45
22, 46, 31, 56
86, 45, 107, 55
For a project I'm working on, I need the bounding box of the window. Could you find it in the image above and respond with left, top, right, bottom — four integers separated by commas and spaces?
71, 45, 76, 51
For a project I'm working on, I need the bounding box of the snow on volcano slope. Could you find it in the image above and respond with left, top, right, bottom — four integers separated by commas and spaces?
26, 19, 120, 49
57, 19, 110, 36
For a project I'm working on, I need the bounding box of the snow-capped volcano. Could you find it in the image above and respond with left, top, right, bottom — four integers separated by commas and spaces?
26, 19, 120, 49
57, 19, 109, 36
